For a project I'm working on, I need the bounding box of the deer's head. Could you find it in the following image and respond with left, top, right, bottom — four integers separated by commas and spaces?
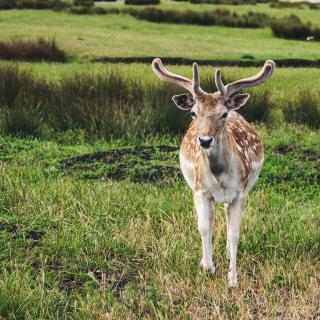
152, 58, 275, 149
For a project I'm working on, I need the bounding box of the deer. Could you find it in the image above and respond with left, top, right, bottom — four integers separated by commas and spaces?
152, 58, 275, 287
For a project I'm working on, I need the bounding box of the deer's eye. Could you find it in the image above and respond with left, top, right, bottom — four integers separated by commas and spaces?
190, 111, 197, 119
221, 112, 228, 119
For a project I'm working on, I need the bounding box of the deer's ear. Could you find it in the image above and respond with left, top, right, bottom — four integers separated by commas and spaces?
226, 93, 250, 111
172, 94, 195, 110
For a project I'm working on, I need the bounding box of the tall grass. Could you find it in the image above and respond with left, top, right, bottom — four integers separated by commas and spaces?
0, 64, 318, 140
0, 38, 67, 62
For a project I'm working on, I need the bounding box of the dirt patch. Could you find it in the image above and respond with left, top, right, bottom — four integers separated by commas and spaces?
60, 145, 182, 183
61, 145, 179, 167
0, 220, 44, 243
131, 165, 181, 183
59, 274, 84, 292
90, 269, 139, 297
273, 145, 320, 161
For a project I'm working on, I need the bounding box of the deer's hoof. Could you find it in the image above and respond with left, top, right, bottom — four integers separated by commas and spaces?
201, 259, 215, 274
228, 272, 238, 288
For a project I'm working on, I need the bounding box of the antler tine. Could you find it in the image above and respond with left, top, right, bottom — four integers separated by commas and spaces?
192, 62, 204, 96
152, 58, 193, 94
225, 60, 276, 98
215, 69, 227, 97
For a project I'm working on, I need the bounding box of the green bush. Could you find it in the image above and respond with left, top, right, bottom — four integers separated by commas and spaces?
69, 6, 120, 14
0, 0, 17, 9
191, 0, 257, 4
73, 0, 94, 6
0, 38, 67, 62
0, 0, 67, 9
128, 7, 270, 28
125, 0, 160, 5
271, 15, 320, 41
270, 1, 320, 10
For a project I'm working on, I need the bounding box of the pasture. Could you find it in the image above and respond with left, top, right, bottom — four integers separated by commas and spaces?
0, 8, 319, 61
0, 0, 319, 319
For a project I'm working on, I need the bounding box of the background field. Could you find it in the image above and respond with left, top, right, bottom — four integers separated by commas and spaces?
0, 1, 319, 319
0, 8, 320, 61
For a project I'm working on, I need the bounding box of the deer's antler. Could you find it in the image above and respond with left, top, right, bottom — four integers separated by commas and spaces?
152, 58, 205, 96
215, 60, 275, 98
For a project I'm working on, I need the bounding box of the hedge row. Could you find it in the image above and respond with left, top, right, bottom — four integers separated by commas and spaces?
0, 0, 66, 10
0, 38, 67, 62
127, 8, 271, 28
0, 0, 158, 8
191, 0, 259, 4
269, 1, 320, 10
271, 15, 320, 41
125, 0, 160, 5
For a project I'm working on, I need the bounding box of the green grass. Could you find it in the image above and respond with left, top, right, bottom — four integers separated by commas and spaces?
2, 60, 320, 95
0, 124, 319, 319
0, 9, 320, 61
0, 61, 319, 141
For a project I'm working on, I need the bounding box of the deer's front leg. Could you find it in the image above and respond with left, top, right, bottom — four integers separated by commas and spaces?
194, 192, 215, 274
226, 196, 244, 288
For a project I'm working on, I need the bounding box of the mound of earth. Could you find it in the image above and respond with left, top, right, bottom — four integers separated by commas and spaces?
60, 145, 182, 183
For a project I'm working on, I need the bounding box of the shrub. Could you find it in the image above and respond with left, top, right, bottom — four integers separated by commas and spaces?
17, 0, 66, 9
69, 6, 120, 14
271, 15, 320, 41
128, 7, 270, 28
125, 0, 160, 5
0, 0, 17, 9
270, 1, 320, 10
191, 0, 257, 4
73, 0, 94, 6
0, 0, 67, 9
0, 38, 67, 62
69, 5, 91, 14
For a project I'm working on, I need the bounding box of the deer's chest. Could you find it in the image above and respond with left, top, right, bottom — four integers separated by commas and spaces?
180, 153, 241, 204
210, 172, 240, 203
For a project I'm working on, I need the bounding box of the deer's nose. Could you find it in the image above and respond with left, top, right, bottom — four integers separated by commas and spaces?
198, 136, 214, 148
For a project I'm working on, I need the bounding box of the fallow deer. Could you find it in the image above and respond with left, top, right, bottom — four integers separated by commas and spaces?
152, 58, 275, 287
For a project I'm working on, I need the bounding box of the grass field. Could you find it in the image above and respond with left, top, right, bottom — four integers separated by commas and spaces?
0, 9, 320, 61
0, 124, 319, 319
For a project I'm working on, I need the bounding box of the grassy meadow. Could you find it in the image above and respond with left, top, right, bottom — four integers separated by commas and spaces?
0, 125, 319, 319
0, 8, 320, 61
0, 0, 319, 319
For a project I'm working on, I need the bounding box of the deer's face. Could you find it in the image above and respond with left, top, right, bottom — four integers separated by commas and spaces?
173, 92, 250, 149
191, 93, 228, 149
